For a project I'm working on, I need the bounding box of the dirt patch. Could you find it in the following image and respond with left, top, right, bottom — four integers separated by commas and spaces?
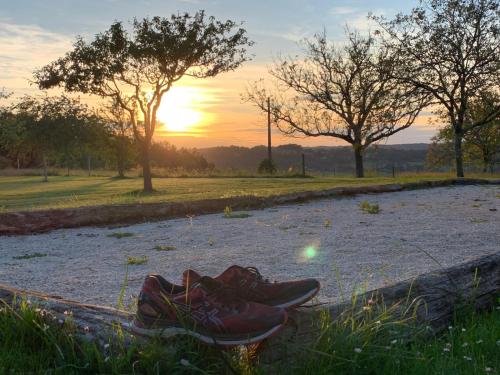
0, 178, 498, 235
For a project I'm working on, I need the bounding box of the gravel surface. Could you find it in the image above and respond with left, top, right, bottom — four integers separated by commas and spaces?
1, 185, 499, 309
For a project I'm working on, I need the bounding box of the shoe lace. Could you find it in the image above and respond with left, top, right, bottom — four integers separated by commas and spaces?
245, 266, 271, 283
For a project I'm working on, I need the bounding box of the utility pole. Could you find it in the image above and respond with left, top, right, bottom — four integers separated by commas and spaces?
267, 97, 272, 164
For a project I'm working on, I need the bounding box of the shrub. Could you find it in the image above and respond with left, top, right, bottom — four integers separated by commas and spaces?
258, 158, 277, 174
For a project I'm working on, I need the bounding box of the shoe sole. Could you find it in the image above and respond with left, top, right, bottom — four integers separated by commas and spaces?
275, 284, 321, 309
128, 317, 287, 347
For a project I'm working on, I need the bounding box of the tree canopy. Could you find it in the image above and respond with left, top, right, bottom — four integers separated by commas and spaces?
373, 0, 500, 177
34, 12, 253, 191
246, 31, 429, 177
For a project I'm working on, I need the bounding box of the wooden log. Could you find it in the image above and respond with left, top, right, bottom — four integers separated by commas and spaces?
0, 284, 133, 347
0, 252, 498, 361
1, 178, 498, 235
258, 252, 500, 364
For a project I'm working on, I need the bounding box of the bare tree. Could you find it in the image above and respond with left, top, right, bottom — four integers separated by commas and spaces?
373, 0, 500, 177
246, 31, 428, 177
35, 12, 252, 192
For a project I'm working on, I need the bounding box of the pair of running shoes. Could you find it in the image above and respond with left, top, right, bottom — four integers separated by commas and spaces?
131, 265, 320, 346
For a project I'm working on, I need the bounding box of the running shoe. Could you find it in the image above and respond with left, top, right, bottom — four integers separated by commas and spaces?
131, 273, 287, 346
183, 265, 320, 309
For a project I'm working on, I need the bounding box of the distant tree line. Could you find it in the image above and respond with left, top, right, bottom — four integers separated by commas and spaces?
0, 95, 213, 178
200, 144, 430, 174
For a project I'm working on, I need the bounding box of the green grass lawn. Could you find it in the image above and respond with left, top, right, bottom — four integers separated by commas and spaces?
1, 298, 498, 374
1, 172, 497, 212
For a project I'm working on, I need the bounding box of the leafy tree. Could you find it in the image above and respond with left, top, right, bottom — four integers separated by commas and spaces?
427, 93, 500, 172
8, 95, 96, 181
246, 31, 428, 177
35, 12, 253, 192
373, 0, 500, 177
99, 100, 136, 177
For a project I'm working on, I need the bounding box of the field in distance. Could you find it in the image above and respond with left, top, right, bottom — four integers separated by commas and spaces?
0, 172, 498, 213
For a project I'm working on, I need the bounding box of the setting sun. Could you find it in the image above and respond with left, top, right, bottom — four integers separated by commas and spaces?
157, 87, 205, 133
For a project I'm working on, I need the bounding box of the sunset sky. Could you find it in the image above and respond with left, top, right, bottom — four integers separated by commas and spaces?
0, 0, 440, 148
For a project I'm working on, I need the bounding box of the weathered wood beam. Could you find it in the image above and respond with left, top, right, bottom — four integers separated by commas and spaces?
259, 252, 500, 363
0, 252, 498, 361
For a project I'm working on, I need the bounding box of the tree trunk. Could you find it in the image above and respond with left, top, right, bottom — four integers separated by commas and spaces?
267, 97, 273, 173
117, 138, 125, 178
87, 155, 91, 177
141, 143, 153, 193
453, 129, 465, 178
354, 145, 364, 178
43, 156, 48, 182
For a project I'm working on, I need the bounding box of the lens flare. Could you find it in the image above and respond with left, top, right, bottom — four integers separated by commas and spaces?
305, 246, 317, 259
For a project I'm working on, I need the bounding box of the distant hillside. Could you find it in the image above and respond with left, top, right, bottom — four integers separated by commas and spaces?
198, 144, 429, 174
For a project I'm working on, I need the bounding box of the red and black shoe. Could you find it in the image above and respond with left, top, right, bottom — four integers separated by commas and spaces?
131, 273, 287, 346
183, 265, 320, 309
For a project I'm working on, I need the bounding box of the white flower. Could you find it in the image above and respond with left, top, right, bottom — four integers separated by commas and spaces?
391, 339, 398, 345
104, 343, 110, 349
475, 340, 483, 344
443, 347, 450, 352
485, 367, 492, 373
461, 328, 466, 332
104, 356, 110, 363
448, 326, 453, 330
445, 343, 452, 347
462, 342, 468, 347
463, 356, 472, 361
375, 320, 381, 325
180, 359, 191, 367
58, 319, 63, 324
354, 348, 362, 353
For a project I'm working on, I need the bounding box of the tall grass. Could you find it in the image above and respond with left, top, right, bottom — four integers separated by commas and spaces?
1, 290, 498, 374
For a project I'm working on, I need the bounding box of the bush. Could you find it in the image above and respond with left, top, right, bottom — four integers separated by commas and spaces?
258, 158, 277, 174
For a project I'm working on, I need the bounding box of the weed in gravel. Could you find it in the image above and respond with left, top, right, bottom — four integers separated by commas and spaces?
278, 224, 298, 231
223, 206, 251, 219
154, 245, 176, 252
324, 219, 332, 228
360, 201, 380, 214
470, 218, 488, 224
126, 256, 148, 265
107, 232, 134, 239
12, 253, 47, 260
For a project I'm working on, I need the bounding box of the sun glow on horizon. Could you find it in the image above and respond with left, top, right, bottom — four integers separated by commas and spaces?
157, 86, 206, 133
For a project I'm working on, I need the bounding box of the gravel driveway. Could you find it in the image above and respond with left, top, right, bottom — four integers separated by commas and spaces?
0, 185, 498, 309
